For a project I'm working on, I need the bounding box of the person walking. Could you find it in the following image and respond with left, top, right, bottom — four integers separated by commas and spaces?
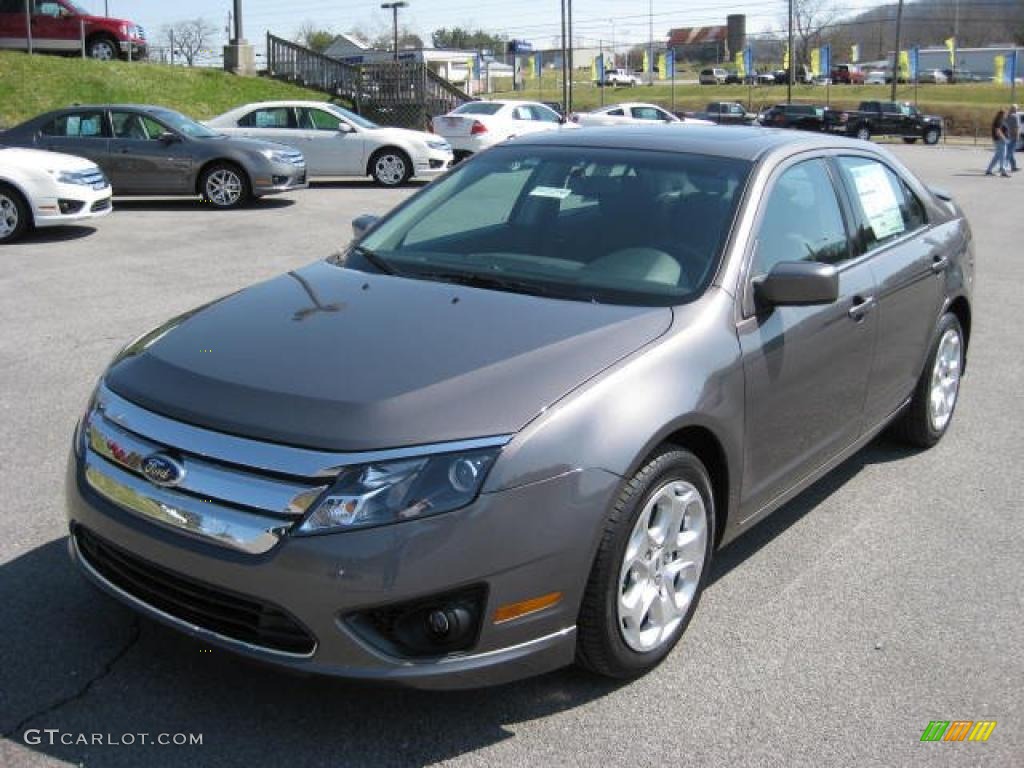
1006, 105, 1020, 173
985, 109, 1010, 177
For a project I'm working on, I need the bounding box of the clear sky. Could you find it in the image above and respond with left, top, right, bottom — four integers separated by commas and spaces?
76, 0, 889, 52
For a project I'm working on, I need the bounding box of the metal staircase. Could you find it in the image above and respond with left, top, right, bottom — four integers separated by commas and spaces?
265, 34, 472, 130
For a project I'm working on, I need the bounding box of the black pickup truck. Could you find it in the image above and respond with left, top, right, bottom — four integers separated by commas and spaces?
691, 101, 756, 125
829, 101, 942, 144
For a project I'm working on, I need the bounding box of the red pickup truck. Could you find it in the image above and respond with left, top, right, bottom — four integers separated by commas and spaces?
0, 0, 146, 60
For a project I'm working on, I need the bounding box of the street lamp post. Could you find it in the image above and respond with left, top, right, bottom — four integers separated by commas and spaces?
381, 1, 408, 62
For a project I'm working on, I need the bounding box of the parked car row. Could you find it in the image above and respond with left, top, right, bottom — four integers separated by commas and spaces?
755, 99, 943, 144
0, 100, 455, 242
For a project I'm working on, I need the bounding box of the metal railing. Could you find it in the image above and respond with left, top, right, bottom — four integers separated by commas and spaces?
265, 34, 471, 130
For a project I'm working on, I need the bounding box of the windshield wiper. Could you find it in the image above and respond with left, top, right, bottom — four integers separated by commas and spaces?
350, 245, 402, 276
415, 270, 561, 299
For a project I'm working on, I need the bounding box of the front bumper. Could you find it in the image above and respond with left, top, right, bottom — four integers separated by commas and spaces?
33, 184, 112, 227
251, 161, 308, 196
119, 40, 147, 58
66, 451, 619, 688
412, 149, 454, 180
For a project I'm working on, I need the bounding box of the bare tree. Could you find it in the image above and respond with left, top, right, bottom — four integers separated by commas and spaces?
161, 18, 217, 67
780, 0, 840, 68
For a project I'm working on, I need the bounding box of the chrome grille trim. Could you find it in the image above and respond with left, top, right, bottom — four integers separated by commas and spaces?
84, 453, 288, 554
87, 411, 328, 517
95, 383, 512, 478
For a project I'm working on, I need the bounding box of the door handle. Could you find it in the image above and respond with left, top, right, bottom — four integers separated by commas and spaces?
118, 148, 131, 154
930, 254, 950, 273
848, 295, 876, 320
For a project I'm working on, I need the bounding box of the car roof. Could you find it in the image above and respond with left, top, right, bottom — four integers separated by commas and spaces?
593, 102, 667, 112
507, 124, 871, 162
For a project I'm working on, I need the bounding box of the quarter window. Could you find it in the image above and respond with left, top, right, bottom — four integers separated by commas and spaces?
41, 111, 106, 138
836, 157, 927, 252
754, 159, 849, 274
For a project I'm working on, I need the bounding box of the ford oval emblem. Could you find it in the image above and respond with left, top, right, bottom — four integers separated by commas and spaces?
140, 453, 186, 488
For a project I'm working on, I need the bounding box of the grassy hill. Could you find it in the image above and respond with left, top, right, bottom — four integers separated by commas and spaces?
0, 52, 332, 128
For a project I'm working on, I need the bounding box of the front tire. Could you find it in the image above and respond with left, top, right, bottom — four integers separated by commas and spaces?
576, 448, 715, 679
370, 149, 411, 186
924, 128, 940, 145
855, 125, 871, 141
890, 313, 964, 448
88, 35, 119, 61
0, 183, 30, 244
200, 163, 250, 209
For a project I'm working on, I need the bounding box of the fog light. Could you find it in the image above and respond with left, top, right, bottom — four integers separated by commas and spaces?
58, 199, 84, 215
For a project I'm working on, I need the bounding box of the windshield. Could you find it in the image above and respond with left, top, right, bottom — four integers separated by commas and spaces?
66, 1, 89, 13
148, 109, 221, 138
322, 103, 380, 130
453, 103, 504, 116
345, 146, 751, 306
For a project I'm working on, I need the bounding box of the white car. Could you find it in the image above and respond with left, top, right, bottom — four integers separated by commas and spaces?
0, 145, 112, 244
573, 103, 715, 127
601, 68, 641, 87
865, 70, 887, 85
699, 68, 729, 85
206, 101, 453, 186
431, 100, 576, 160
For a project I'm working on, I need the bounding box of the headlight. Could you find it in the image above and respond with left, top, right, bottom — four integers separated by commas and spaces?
259, 148, 299, 164
50, 169, 98, 186
296, 447, 499, 534
426, 139, 451, 152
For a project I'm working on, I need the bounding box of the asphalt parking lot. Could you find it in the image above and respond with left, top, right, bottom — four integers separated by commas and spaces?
1, 146, 1021, 767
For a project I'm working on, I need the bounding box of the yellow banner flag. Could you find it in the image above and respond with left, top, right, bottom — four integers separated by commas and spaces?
642, 49, 650, 75
466, 57, 474, 82
899, 50, 909, 79
735, 50, 745, 77
782, 43, 789, 70
994, 54, 1005, 83
657, 52, 667, 80
810, 48, 821, 77
525, 54, 535, 79
851, 44, 860, 63
945, 37, 956, 67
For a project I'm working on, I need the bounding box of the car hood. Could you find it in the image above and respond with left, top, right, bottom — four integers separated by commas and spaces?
105, 261, 672, 451
369, 126, 442, 146
0, 146, 98, 172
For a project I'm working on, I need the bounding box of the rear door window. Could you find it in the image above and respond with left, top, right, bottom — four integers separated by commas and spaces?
239, 108, 296, 129
41, 111, 107, 138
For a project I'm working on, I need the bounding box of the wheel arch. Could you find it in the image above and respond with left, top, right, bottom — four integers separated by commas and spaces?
947, 294, 972, 369
86, 31, 120, 57
194, 158, 251, 196
0, 177, 34, 227
366, 145, 412, 177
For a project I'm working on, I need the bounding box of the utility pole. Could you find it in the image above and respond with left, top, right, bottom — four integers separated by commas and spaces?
890, 0, 904, 102
25, 0, 32, 54
381, 1, 408, 62
567, 0, 573, 113
648, 0, 654, 84
560, 0, 568, 114
105, 1, 109, 16
232, 0, 242, 42
787, 0, 794, 103
599, 38, 604, 106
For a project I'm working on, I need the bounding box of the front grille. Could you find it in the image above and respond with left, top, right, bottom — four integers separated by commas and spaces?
278, 150, 305, 167
76, 526, 317, 655
91, 197, 111, 212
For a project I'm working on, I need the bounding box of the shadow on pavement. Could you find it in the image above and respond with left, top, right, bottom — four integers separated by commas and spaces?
111, 198, 296, 212
1, 439, 913, 767
6, 225, 97, 245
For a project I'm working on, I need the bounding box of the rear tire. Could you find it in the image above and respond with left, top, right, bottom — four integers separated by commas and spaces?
855, 126, 871, 141
889, 313, 964, 448
576, 447, 715, 679
200, 162, 250, 209
0, 183, 30, 244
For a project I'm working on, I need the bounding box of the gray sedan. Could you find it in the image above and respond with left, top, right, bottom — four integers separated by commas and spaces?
1, 105, 307, 208
66, 126, 973, 687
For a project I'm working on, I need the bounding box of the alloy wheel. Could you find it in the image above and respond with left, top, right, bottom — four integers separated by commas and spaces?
374, 154, 406, 185
856, 128, 871, 141
206, 169, 243, 207
617, 480, 708, 653
90, 40, 116, 60
928, 327, 962, 432
0, 193, 18, 238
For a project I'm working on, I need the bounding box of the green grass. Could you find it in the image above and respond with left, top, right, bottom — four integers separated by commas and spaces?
0, 51, 330, 128
488, 77, 1019, 135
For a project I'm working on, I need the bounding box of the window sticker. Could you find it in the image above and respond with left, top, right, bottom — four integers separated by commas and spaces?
529, 186, 572, 200
848, 162, 905, 240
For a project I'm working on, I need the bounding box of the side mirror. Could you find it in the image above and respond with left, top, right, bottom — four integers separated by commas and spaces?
753, 261, 839, 308
338, 122, 355, 133
158, 131, 180, 144
352, 214, 380, 239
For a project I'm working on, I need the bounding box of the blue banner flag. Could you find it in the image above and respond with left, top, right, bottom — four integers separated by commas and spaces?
666, 49, 675, 78
743, 46, 753, 78
820, 44, 830, 79
472, 54, 481, 79
909, 46, 919, 81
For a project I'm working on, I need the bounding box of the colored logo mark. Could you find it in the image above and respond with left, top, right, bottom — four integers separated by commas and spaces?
920, 721, 996, 742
